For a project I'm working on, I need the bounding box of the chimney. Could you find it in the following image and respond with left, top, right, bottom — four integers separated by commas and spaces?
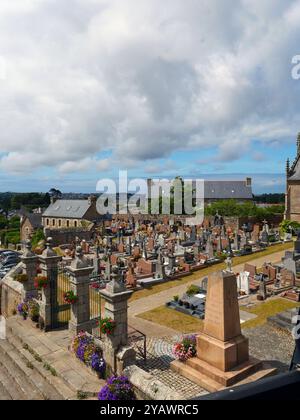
246, 177, 252, 187
88, 195, 97, 206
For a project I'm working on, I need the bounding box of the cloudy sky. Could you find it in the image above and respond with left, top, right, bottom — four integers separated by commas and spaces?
1, 0, 300, 193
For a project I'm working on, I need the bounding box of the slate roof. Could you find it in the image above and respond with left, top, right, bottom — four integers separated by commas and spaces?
198, 181, 253, 200
42, 200, 91, 219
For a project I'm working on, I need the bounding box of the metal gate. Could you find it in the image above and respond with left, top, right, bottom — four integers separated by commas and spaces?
49, 262, 71, 329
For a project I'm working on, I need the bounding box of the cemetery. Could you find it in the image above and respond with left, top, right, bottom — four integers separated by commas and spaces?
0, 213, 299, 401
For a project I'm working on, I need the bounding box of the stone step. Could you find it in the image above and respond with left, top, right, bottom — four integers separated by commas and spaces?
0, 336, 64, 400
186, 357, 262, 387
0, 359, 29, 400
0, 381, 12, 400
171, 360, 223, 393
7, 318, 103, 398
5, 333, 76, 400
0, 342, 45, 400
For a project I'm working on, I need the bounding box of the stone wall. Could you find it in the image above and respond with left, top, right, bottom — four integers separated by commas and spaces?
0, 266, 23, 317
124, 365, 184, 400
44, 227, 95, 247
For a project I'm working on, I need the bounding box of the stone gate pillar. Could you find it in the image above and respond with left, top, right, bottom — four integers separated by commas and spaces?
66, 246, 94, 335
99, 267, 135, 373
38, 238, 62, 331
21, 240, 38, 300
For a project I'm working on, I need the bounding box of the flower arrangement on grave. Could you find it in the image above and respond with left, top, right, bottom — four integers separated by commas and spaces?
64, 291, 78, 305
98, 376, 136, 401
172, 335, 197, 362
17, 301, 29, 320
14, 273, 28, 283
71, 332, 106, 377
34, 276, 48, 289
97, 317, 116, 336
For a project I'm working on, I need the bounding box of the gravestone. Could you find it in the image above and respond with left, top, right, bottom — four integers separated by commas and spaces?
280, 269, 296, 288
171, 271, 275, 391
283, 257, 296, 276
238, 271, 250, 295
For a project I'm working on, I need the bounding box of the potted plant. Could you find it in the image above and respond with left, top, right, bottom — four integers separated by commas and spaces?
34, 276, 48, 290
98, 376, 136, 401
14, 273, 28, 283
17, 302, 29, 320
29, 300, 40, 323
64, 290, 78, 304
97, 317, 116, 336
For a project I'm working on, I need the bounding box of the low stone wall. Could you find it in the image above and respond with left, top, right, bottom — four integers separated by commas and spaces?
124, 365, 184, 400
0, 265, 23, 317
44, 228, 95, 247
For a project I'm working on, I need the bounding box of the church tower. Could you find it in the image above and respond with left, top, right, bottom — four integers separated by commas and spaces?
285, 133, 300, 221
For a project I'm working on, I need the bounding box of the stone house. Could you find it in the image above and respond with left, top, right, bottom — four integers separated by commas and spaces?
42, 195, 100, 229
20, 212, 43, 242
285, 134, 300, 222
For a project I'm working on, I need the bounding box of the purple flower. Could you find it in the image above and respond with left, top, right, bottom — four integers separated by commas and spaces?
98, 376, 136, 401
91, 352, 106, 376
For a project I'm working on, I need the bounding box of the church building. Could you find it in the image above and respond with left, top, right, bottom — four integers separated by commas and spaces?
285, 133, 300, 221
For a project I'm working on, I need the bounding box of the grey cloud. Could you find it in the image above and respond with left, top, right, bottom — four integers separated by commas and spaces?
0, 0, 300, 174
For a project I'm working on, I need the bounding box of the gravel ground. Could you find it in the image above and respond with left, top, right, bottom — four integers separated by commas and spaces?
244, 324, 295, 372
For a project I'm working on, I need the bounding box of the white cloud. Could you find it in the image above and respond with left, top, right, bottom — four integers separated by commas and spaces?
0, 0, 299, 175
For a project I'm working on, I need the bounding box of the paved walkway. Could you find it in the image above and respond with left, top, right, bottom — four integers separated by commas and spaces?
129, 248, 292, 337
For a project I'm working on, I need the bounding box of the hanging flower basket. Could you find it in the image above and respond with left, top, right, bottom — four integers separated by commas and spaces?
34, 276, 48, 290
14, 273, 28, 283
64, 291, 78, 305
97, 317, 116, 336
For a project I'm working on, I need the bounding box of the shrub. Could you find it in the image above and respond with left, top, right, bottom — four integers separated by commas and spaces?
98, 376, 136, 401
173, 295, 179, 302
186, 285, 200, 297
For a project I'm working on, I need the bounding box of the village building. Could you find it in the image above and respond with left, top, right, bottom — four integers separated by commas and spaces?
42, 195, 100, 229
147, 178, 253, 204
20, 211, 43, 242
285, 133, 300, 222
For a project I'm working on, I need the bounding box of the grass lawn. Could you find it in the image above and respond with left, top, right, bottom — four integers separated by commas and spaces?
130, 242, 293, 302
241, 298, 300, 329
137, 297, 300, 334
138, 305, 204, 334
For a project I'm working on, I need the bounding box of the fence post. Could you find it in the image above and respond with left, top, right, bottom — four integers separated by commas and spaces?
66, 246, 94, 335
21, 240, 38, 300
99, 266, 134, 373
38, 238, 62, 331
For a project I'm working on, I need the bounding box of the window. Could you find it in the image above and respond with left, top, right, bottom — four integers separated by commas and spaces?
52, 219, 55, 226
74, 221, 77, 228
67, 220, 70, 228
59, 219, 61, 227
46, 219, 49, 226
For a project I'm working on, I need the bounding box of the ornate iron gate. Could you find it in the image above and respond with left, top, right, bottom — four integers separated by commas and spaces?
49, 262, 71, 329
